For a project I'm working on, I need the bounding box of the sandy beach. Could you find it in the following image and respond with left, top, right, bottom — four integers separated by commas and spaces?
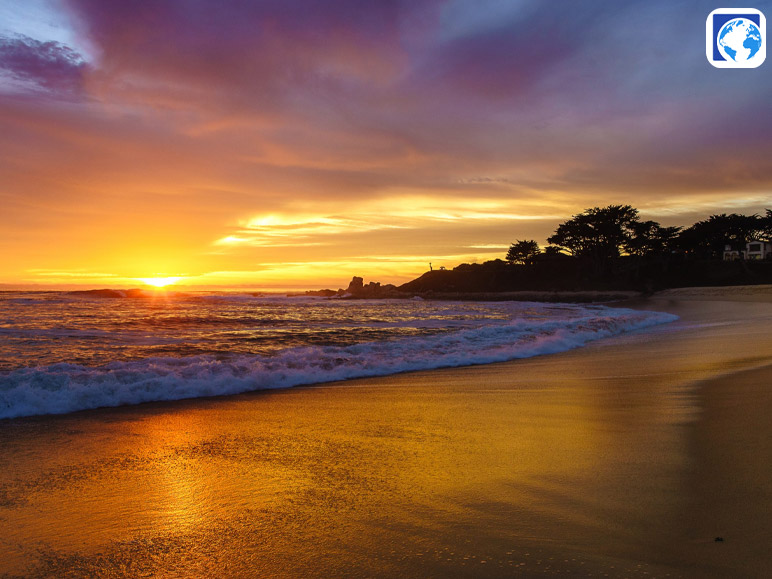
1, 286, 771, 578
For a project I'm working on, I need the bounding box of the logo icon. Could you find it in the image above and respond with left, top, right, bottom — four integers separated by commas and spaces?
707, 8, 766, 68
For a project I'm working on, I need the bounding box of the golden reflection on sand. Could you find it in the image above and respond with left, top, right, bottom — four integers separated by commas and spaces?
1, 292, 771, 577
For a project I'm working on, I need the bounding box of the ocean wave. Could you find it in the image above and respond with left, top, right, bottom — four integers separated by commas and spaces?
0, 308, 677, 420
196, 293, 327, 303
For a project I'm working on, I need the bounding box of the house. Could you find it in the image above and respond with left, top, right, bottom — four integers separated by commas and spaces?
746, 240, 772, 260
722, 245, 742, 260
723, 240, 772, 260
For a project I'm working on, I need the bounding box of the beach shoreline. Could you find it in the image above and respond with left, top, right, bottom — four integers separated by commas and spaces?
1, 285, 770, 577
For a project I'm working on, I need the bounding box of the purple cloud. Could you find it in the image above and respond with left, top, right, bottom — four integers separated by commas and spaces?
61, 0, 418, 113
0, 35, 87, 96
6, 0, 772, 206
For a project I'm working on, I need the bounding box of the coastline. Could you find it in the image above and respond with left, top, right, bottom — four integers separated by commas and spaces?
1, 286, 771, 577
415, 289, 643, 302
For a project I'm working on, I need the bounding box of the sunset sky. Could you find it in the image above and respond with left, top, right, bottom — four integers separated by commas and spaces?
1, 0, 771, 289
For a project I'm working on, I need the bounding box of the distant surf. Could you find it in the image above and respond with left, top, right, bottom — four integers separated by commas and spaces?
0, 293, 677, 419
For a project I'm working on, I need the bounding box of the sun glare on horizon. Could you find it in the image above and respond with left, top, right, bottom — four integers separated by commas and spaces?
139, 277, 183, 288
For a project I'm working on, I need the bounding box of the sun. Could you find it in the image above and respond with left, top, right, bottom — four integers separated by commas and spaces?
139, 276, 183, 288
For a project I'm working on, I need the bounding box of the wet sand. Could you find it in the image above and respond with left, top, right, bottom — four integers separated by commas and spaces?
1, 287, 771, 577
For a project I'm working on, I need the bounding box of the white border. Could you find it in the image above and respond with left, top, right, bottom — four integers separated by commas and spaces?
706, 8, 766, 68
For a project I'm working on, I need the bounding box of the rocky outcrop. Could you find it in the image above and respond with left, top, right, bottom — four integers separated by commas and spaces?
343, 277, 403, 298
302, 288, 339, 297
347, 276, 365, 294
68, 288, 156, 298
303, 277, 406, 299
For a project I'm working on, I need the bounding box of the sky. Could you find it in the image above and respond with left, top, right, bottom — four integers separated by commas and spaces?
1, 0, 770, 289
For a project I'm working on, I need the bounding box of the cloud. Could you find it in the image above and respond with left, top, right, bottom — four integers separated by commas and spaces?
53, 0, 772, 192
210, 198, 563, 256
0, 34, 87, 96
61, 0, 414, 115
26, 269, 119, 278
2, 0, 772, 286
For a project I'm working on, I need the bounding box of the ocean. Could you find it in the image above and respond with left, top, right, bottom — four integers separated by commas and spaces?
0, 291, 677, 420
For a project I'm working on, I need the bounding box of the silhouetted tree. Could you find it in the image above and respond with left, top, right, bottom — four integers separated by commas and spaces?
626, 221, 682, 257
677, 213, 765, 258
763, 209, 772, 240
547, 205, 639, 268
542, 246, 569, 258
505, 240, 540, 264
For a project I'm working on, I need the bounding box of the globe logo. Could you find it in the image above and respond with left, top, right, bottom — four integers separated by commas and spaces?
717, 18, 763, 62
707, 8, 766, 68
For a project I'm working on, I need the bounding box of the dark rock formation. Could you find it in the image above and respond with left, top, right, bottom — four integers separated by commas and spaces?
303, 277, 407, 299
68, 288, 125, 298
68, 288, 155, 298
345, 278, 404, 298
303, 289, 339, 297
347, 276, 365, 294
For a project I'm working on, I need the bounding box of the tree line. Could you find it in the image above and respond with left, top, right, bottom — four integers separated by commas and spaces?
506, 205, 772, 266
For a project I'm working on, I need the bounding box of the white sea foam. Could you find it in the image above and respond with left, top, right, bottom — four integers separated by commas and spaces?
0, 307, 677, 419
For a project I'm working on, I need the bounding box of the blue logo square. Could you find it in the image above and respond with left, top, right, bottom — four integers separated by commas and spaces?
706, 8, 766, 68
712, 12, 761, 60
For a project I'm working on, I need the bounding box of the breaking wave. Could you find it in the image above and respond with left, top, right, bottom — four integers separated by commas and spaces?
0, 308, 677, 419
